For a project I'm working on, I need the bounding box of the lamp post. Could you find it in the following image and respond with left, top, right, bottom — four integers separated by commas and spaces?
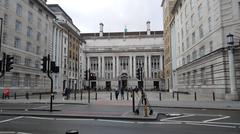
226, 33, 239, 100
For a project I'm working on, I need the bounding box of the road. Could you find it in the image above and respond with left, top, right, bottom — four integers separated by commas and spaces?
0, 103, 240, 134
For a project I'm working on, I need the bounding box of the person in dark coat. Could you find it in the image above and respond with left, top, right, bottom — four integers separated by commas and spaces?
115, 88, 119, 100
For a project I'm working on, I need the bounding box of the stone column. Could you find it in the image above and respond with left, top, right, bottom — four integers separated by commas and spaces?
113, 56, 116, 78
102, 56, 105, 78
144, 55, 147, 78
116, 56, 119, 78
129, 56, 132, 78
160, 55, 163, 70
148, 55, 151, 78
98, 56, 101, 78
87, 56, 90, 70
133, 56, 136, 78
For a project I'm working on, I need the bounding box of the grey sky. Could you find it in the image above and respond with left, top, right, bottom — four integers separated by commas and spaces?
47, 0, 163, 33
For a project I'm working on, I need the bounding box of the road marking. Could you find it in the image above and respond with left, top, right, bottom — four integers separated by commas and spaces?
186, 122, 236, 129
24, 116, 55, 120
56, 118, 95, 121
160, 114, 195, 121
0, 116, 24, 123
31, 104, 64, 109
0, 132, 32, 134
203, 116, 230, 123
207, 121, 240, 126
97, 119, 134, 124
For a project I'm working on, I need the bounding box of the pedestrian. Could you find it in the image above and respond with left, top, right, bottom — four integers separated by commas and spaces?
121, 88, 124, 100
115, 88, 119, 100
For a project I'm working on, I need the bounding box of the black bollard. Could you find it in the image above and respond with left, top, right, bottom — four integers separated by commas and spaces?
39, 93, 42, 100
127, 91, 129, 100
194, 92, 197, 101
95, 92, 97, 100
177, 92, 179, 101
2, 93, 4, 99
14, 92, 17, 100
26, 92, 29, 100
213, 92, 215, 101
110, 92, 112, 100
80, 91, 82, 100
159, 92, 162, 101
172, 92, 175, 98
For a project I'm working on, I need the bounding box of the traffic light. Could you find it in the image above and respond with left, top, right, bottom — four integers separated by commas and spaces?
136, 68, 141, 80
41, 56, 47, 73
84, 70, 88, 80
6, 55, 14, 72
0, 60, 2, 72
51, 61, 59, 73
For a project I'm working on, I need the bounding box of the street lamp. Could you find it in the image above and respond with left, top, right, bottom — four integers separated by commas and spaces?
227, 33, 234, 45
226, 33, 239, 100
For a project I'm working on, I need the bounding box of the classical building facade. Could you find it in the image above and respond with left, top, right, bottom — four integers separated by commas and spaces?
161, 0, 177, 91
81, 22, 164, 91
0, 0, 55, 93
170, 0, 240, 100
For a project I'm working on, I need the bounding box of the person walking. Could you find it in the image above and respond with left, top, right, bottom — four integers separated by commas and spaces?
121, 88, 125, 100
115, 88, 119, 100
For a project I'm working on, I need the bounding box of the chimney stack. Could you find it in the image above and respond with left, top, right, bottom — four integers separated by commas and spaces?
99, 23, 104, 37
146, 21, 151, 35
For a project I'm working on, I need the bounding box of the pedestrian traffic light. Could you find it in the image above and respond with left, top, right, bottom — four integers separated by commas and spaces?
41, 56, 47, 73
6, 55, 14, 72
84, 70, 88, 80
136, 68, 141, 80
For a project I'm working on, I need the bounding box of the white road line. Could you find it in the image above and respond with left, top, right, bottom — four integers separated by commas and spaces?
24, 116, 55, 120
0, 116, 24, 123
31, 104, 64, 109
97, 119, 134, 124
207, 121, 240, 126
56, 118, 95, 121
203, 116, 230, 123
160, 114, 195, 121
186, 122, 236, 129
0, 132, 32, 134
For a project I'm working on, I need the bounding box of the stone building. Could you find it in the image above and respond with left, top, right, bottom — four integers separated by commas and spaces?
48, 4, 84, 92
161, 0, 177, 92
170, 0, 240, 100
0, 0, 55, 93
81, 22, 164, 91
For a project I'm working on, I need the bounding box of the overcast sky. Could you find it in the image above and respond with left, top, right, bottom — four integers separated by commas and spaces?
47, 0, 163, 33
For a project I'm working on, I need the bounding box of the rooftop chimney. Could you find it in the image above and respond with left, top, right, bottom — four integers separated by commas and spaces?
146, 21, 151, 35
99, 23, 104, 37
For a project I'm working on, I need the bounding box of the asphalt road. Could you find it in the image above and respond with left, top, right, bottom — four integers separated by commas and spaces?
0, 103, 240, 134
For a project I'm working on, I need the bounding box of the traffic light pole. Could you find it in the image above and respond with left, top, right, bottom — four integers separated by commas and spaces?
0, 53, 6, 78
88, 69, 90, 104
47, 54, 54, 112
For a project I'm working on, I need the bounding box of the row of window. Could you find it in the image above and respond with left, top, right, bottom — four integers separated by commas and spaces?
13, 55, 41, 69
182, 41, 213, 65
14, 37, 42, 55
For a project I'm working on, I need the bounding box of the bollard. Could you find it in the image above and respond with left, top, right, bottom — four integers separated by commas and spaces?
110, 92, 112, 100
172, 92, 175, 98
2, 93, 4, 99
127, 91, 129, 100
80, 91, 83, 100
159, 92, 162, 101
39, 93, 42, 100
213, 92, 215, 101
177, 92, 179, 101
14, 92, 17, 100
26, 92, 29, 100
95, 92, 97, 100
66, 130, 79, 134
194, 92, 197, 101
